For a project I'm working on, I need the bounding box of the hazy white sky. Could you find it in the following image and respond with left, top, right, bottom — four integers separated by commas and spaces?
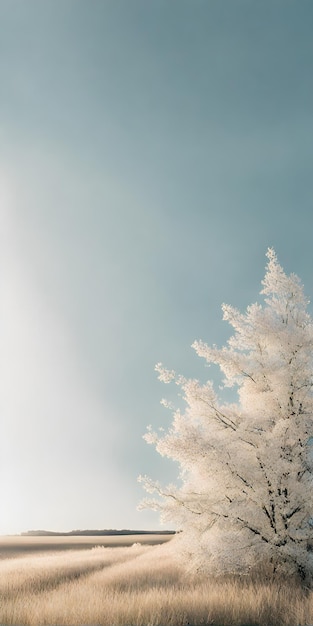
1, 0, 313, 534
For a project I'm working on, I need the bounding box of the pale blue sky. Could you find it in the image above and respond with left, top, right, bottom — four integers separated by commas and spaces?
1, 0, 313, 534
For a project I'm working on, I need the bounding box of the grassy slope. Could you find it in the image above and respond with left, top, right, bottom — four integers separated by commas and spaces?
0, 533, 173, 558
0, 535, 312, 626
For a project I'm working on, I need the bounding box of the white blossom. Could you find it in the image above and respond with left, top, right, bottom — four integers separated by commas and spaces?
140, 249, 313, 584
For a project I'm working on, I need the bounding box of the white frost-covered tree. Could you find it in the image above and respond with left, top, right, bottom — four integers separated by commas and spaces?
140, 249, 313, 583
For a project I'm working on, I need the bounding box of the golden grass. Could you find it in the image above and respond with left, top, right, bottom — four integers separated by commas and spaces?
0, 533, 171, 557
0, 535, 312, 625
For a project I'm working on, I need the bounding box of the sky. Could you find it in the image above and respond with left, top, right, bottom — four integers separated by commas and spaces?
0, 0, 313, 535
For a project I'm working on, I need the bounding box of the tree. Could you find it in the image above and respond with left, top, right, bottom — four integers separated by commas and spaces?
139, 249, 313, 584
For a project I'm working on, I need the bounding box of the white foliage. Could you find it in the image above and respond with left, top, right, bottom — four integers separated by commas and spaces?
140, 249, 313, 583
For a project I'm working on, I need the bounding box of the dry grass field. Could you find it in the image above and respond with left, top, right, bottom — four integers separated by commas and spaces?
0, 534, 312, 626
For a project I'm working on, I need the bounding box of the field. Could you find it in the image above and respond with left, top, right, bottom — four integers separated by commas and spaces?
0, 534, 313, 626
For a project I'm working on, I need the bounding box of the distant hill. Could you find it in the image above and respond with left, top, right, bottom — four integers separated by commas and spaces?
21, 529, 175, 537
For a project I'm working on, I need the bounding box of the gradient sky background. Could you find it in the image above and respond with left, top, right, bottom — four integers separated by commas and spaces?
1, 0, 313, 535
